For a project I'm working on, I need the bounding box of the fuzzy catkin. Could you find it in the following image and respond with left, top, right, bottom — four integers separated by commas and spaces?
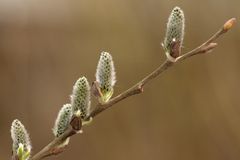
96, 52, 116, 102
53, 104, 73, 137
163, 6, 185, 57
71, 76, 91, 119
11, 119, 31, 155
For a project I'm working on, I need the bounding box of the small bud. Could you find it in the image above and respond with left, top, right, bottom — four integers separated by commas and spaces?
223, 18, 236, 32
11, 119, 31, 160
71, 77, 91, 120
53, 104, 73, 137
163, 6, 185, 60
95, 52, 116, 103
70, 115, 82, 131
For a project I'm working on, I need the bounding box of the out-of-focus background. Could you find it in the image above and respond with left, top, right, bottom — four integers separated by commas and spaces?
0, 0, 239, 160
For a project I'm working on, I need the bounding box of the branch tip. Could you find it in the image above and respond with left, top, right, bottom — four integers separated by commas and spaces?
223, 18, 236, 32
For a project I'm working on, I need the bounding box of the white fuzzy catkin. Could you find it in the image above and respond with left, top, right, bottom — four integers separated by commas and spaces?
96, 52, 116, 102
11, 119, 31, 155
71, 76, 91, 119
163, 6, 185, 58
53, 104, 73, 137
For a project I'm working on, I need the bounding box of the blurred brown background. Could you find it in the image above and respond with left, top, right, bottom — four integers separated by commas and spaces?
0, 0, 239, 160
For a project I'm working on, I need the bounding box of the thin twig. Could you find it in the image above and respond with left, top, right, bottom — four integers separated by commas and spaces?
30, 129, 73, 160
88, 18, 236, 119
29, 18, 236, 160
30, 116, 82, 160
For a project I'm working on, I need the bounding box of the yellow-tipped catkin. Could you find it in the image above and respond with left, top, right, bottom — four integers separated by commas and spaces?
96, 52, 116, 103
11, 119, 31, 160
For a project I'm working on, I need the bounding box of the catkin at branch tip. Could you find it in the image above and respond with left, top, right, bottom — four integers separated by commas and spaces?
163, 6, 185, 58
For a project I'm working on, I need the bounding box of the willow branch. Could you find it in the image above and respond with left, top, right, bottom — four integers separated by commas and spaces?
29, 18, 236, 160
88, 18, 236, 119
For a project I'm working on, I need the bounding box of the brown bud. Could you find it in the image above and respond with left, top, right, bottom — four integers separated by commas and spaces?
91, 81, 103, 98
223, 18, 236, 32
70, 115, 82, 131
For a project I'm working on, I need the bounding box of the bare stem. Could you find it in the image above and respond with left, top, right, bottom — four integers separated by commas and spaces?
30, 116, 82, 160
29, 18, 236, 160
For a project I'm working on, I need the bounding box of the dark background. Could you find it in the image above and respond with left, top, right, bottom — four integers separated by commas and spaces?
0, 0, 239, 160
